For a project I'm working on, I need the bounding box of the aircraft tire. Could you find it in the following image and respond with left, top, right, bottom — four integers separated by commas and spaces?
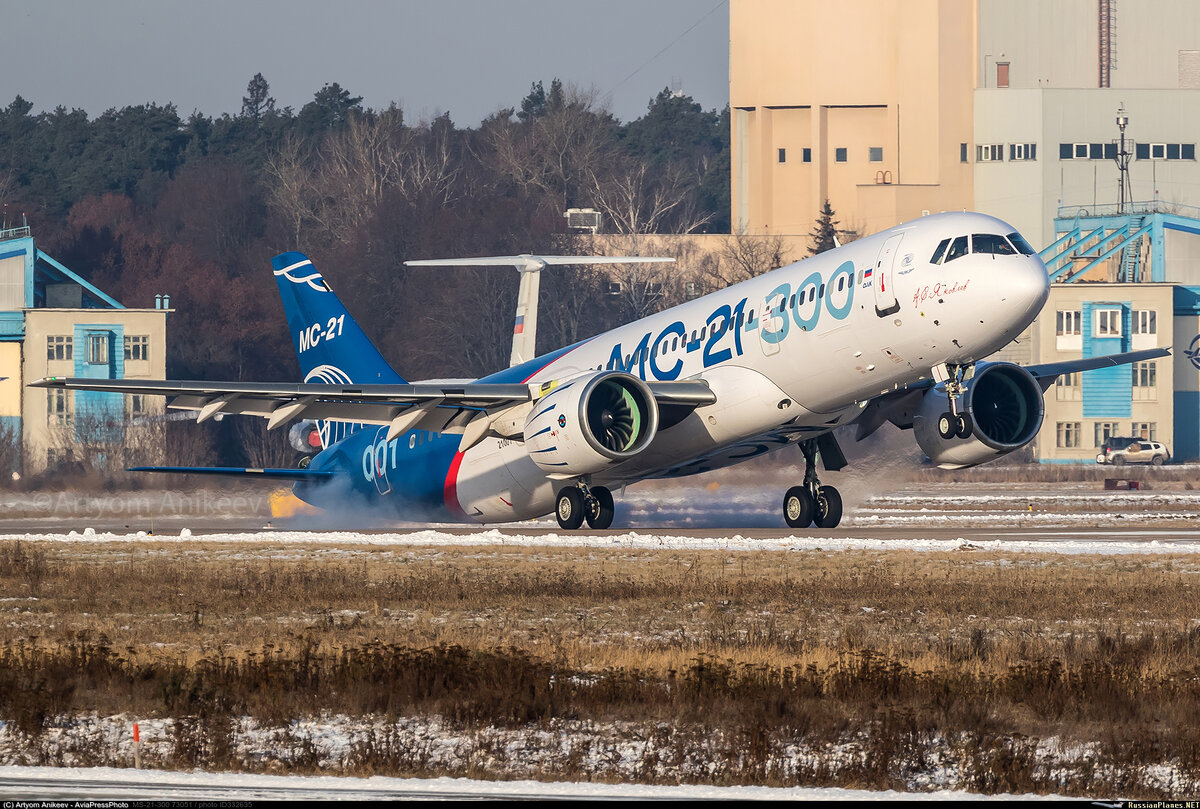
556, 488, 586, 530
937, 413, 957, 440
954, 413, 972, 439
814, 485, 843, 529
783, 486, 815, 528
585, 486, 615, 529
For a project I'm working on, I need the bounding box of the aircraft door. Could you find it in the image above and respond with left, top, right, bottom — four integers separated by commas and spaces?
371, 427, 393, 495
759, 289, 787, 356
873, 233, 904, 316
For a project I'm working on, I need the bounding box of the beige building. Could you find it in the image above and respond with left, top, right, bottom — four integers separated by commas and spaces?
0, 227, 169, 474
1030, 283, 1174, 462
730, 0, 977, 239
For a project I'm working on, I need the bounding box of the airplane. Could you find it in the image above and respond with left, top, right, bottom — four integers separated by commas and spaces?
33, 211, 1168, 530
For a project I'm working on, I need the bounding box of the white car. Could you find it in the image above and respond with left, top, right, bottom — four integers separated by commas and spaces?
1096, 441, 1171, 466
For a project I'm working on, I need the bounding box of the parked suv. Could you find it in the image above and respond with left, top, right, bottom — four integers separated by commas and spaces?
1096, 440, 1171, 466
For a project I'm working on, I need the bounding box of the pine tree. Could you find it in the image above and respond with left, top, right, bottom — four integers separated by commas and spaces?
808, 199, 839, 255
240, 73, 275, 121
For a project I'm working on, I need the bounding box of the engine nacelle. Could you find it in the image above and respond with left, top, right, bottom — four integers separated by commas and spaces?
524, 371, 659, 476
914, 362, 1044, 469
288, 419, 324, 454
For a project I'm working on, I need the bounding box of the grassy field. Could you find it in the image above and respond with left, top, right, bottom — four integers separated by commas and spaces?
1, 537, 1199, 796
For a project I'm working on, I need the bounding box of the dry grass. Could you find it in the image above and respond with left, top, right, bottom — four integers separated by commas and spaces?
2, 538, 1200, 795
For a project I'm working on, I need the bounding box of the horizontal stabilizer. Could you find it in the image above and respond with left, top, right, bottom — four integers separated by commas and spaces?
127, 466, 335, 481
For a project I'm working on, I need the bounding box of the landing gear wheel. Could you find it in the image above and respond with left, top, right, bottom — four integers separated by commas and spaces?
783, 486, 815, 528
585, 486, 615, 529
556, 488, 585, 530
954, 413, 972, 439
814, 485, 843, 528
937, 412, 957, 440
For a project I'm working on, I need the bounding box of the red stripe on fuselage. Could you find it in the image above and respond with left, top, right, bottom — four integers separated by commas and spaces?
443, 450, 471, 521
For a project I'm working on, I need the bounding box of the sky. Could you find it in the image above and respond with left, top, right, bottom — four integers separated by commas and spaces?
3, 0, 729, 126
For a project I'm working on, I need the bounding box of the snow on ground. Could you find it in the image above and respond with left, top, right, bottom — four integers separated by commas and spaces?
0, 764, 1061, 800
2, 525, 1199, 555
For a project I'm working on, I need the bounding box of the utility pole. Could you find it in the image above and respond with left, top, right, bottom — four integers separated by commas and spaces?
1114, 104, 1133, 213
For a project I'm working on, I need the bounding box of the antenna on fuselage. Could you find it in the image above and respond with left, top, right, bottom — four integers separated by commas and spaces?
402, 254, 675, 367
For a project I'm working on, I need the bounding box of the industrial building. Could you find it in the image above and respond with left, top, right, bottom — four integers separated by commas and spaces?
729, 0, 1200, 462
0, 225, 168, 475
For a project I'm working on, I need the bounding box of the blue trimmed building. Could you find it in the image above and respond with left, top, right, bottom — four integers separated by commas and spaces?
1013, 205, 1200, 462
0, 226, 169, 473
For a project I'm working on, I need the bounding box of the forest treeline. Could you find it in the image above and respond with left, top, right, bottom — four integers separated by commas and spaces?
0, 75, 734, 382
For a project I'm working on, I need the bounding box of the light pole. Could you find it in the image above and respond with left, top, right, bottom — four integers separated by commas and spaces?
1114, 105, 1133, 214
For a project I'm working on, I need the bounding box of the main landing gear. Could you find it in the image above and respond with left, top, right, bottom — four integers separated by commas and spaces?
783, 439, 843, 529
555, 482, 615, 530
935, 362, 974, 440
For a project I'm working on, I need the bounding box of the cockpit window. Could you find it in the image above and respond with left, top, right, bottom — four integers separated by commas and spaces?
1007, 232, 1036, 255
930, 238, 951, 264
944, 235, 969, 263
972, 233, 1017, 255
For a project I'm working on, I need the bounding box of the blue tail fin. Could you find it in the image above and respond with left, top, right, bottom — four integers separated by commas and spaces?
272, 252, 405, 385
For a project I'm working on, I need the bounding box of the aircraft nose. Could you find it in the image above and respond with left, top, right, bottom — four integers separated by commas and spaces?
1012, 255, 1051, 318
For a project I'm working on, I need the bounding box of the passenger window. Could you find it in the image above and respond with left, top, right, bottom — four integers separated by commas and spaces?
930, 238, 951, 264
838, 276, 845, 291
945, 236, 969, 262
1007, 232, 1036, 255
789, 294, 796, 308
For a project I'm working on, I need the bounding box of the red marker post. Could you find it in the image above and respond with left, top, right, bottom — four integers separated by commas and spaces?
133, 721, 141, 769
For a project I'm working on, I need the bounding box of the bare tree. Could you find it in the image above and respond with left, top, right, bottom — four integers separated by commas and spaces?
697, 230, 791, 290
587, 159, 713, 235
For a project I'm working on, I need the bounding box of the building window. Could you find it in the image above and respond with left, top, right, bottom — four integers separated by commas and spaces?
1056, 371, 1082, 401
960, 142, 968, 163
996, 62, 1010, 87
1133, 310, 1157, 334
1133, 422, 1157, 441
1010, 143, 1037, 161
1095, 309, 1122, 337
605, 281, 622, 296
1094, 422, 1122, 447
48, 388, 71, 427
1056, 422, 1081, 448
1132, 361, 1157, 400
1056, 310, 1082, 336
977, 144, 1004, 162
868, 146, 883, 162
87, 334, 109, 365
1135, 142, 1195, 160
802, 147, 812, 163
47, 336, 73, 361
128, 394, 148, 419
834, 147, 847, 163
125, 335, 149, 361
778, 147, 786, 163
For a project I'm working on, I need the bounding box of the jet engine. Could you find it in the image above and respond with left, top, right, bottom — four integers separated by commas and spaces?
524, 371, 659, 476
914, 362, 1044, 469
288, 419, 324, 454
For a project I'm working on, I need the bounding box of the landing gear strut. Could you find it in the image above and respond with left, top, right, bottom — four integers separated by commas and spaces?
783, 439, 842, 529
936, 363, 974, 440
555, 482, 614, 530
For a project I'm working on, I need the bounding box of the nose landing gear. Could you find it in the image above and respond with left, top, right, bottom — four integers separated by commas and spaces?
783, 439, 843, 529
935, 362, 974, 440
555, 482, 615, 530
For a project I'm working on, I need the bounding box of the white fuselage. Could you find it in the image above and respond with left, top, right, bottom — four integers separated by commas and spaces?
451, 212, 1050, 522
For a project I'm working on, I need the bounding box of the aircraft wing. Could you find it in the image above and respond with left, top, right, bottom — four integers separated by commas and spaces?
30, 376, 715, 445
